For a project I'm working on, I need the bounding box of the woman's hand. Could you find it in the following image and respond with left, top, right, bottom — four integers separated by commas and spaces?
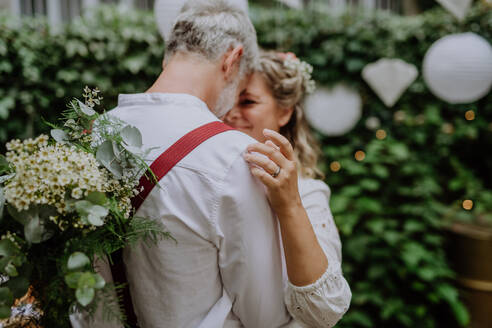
244, 129, 303, 218
245, 129, 328, 286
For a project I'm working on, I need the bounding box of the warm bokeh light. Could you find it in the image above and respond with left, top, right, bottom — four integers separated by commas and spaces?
330, 161, 341, 172
376, 129, 387, 140
355, 150, 366, 161
441, 123, 454, 134
465, 110, 475, 121
462, 199, 474, 210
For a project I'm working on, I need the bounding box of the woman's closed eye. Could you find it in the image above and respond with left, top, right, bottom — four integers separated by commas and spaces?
240, 99, 257, 106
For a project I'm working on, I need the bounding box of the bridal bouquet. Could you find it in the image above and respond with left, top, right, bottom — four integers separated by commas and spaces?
0, 88, 167, 327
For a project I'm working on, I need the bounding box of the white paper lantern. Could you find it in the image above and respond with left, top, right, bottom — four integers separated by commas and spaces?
436, 0, 472, 21
277, 0, 303, 9
362, 58, 418, 108
155, 0, 248, 41
423, 33, 492, 104
154, 0, 186, 41
304, 85, 362, 136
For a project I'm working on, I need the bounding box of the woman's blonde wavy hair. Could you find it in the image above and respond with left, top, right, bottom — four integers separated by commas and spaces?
257, 51, 324, 179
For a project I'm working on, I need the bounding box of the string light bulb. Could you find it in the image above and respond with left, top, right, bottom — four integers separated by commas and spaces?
376, 129, 387, 140
330, 161, 341, 172
442, 123, 455, 134
465, 110, 475, 121
355, 150, 366, 161
462, 199, 473, 210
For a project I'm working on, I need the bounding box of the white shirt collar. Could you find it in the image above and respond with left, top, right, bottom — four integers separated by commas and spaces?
117, 93, 209, 111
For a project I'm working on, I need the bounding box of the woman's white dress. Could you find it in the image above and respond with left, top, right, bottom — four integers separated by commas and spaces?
283, 178, 352, 328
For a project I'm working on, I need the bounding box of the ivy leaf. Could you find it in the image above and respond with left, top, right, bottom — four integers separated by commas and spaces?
51, 129, 69, 144
65, 272, 83, 289
77, 100, 96, 117
67, 252, 90, 271
96, 140, 123, 179
121, 125, 142, 148
76, 286, 95, 307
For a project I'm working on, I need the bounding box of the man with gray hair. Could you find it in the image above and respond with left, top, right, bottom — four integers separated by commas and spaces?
107, 1, 292, 327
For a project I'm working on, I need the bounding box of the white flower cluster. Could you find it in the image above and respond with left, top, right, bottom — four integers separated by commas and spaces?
3, 135, 133, 229
283, 55, 316, 94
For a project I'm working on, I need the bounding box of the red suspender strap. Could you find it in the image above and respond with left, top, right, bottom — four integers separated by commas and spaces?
131, 121, 234, 212
113, 121, 234, 328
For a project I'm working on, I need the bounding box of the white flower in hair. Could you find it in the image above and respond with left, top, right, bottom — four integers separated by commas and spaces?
280, 52, 316, 94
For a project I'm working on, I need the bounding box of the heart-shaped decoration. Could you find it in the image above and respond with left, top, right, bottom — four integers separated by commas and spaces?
436, 0, 473, 21
362, 58, 418, 108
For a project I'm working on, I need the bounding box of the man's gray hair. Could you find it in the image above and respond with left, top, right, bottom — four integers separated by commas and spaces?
165, 0, 259, 75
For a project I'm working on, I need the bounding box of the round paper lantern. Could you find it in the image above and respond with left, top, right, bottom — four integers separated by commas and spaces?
423, 33, 492, 104
155, 0, 248, 41
304, 85, 362, 136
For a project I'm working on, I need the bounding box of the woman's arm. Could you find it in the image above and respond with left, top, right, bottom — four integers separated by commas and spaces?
244, 128, 327, 286
245, 129, 351, 327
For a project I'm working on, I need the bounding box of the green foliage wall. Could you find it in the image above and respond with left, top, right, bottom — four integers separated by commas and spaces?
1, 4, 491, 327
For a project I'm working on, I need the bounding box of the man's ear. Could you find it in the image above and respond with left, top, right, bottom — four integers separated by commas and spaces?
278, 107, 295, 128
222, 45, 244, 81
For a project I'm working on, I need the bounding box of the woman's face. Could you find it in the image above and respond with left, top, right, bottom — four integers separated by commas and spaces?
224, 73, 294, 142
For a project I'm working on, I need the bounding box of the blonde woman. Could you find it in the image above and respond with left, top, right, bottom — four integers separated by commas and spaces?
224, 52, 351, 327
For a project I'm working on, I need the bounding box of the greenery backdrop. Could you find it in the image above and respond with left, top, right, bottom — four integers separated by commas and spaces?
0, 3, 491, 327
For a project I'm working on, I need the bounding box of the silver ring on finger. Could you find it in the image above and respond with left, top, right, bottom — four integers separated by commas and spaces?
271, 165, 281, 178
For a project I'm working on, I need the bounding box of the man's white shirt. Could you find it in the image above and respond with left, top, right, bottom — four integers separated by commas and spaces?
108, 93, 292, 328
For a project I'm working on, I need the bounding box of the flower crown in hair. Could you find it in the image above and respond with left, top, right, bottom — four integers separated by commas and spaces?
278, 52, 316, 94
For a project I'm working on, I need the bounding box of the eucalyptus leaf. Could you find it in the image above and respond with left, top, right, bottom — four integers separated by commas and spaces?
89, 205, 108, 218
65, 272, 83, 288
24, 216, 45, 244
0, 239, 17, 259
75, 200, 93, 215
38, 205, 58, 220
0, 287, 13, 307
0, 305, 10, 319
67, 252, 90, 271
4, 263, 17, 277
77, 99, 96, 116
112, 141, 122, 161
96, 140, 123, 179
76, 286, 95, 307
85, 192, 107, 206
5, 276, 29, 299
93, 273, 105, 289
0, 187, 4, 221
78, 272, 96, 289
121, 125, 142, 148
7, 205, 36, 226
0, 173, 14, 184
87, 213, 104, 226
0, 155, 9, 174
51, 129, 69, 144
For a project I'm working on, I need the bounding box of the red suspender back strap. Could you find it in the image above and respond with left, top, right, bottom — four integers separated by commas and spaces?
116, 121, 233, 328
131, 121, 234, 212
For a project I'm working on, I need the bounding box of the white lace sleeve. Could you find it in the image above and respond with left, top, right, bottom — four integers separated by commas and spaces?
284, 179, 351, 327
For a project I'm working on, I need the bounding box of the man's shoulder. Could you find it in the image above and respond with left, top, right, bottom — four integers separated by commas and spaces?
180, 128, 256, 179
